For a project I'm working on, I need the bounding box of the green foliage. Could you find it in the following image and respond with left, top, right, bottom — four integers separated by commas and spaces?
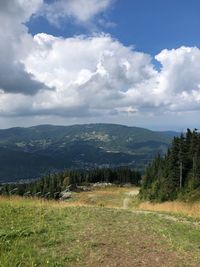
0, 124, 171, 182
140, 129, 200, 201
0, 198, 200, 266
0, 168, 141, 199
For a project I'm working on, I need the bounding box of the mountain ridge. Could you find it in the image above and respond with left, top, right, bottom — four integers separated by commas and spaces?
0, 123, 173, 182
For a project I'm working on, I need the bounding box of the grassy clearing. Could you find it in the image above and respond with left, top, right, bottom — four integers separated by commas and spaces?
67, 186, 139, 208
0, 189, 200, 266
65, 186, 200, 218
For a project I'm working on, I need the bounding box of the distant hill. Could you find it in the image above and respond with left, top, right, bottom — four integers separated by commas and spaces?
157, 131, 180, 138
0, 123, 174, 182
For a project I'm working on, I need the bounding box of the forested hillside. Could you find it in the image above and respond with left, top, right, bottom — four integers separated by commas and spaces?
0, 124, 171, 182
140, 129, 200, 201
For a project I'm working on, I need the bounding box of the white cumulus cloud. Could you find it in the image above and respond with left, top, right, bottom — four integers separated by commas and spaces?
156, 47, 200, 111
0, 0, 200, 130
22, 33, 157, 117
39, 0, 114, 27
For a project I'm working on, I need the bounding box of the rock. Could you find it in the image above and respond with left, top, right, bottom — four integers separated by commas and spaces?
123, 183, 132, 188
92, 182, 112, 188
44, 192, 51, 199
23, 191, 31, 197
34, 192, 42, 197
77, 185, 91, 192
10, 188, 18, 194
66, 184, 78, 192
60, 192, 72, 200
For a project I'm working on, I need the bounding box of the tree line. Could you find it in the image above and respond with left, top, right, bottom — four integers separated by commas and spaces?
0, 167, 141, 199
140, 129, 200, 201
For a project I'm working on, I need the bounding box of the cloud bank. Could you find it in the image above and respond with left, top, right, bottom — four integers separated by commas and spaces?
0, 0, 200, 129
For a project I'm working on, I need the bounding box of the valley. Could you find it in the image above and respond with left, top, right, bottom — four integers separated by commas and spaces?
0, 124, 172, 182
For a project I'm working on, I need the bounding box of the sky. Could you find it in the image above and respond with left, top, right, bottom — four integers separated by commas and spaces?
0, 0, 200, 130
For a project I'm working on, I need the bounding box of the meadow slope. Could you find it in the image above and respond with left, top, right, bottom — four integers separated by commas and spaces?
0, 188, 200, 267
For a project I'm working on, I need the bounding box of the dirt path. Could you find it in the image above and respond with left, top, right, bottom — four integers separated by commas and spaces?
1, 194, 200, 267
122, 190, 200, 227
123, 189, 139, 209
61, 188, 200, 226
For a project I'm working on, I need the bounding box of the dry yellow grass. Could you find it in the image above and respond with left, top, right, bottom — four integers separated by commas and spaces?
0, 187, 139, 210
138, 201, 200, 218
1, 187, 200, 219
0, 195, 92, 209
69, 186, 140, 209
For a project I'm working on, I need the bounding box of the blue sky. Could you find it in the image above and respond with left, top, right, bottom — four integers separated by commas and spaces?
110, 0, 200, 55
27, 0, 200, 55
0, 0, 200, 130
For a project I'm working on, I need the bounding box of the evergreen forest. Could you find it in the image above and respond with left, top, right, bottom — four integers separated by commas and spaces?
0, 168, 141, 199
140, 129, 200, 201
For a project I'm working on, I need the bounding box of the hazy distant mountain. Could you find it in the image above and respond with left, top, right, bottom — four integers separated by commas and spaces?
0, 124, 174, 182
157, 131, 180, 138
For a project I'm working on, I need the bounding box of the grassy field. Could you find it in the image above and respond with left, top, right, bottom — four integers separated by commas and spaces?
138, 201, 200, 218
0, 188, 200, 267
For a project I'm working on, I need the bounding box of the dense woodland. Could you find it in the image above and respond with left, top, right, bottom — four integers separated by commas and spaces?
0, 168, 141, 199
140, 129, 200, 201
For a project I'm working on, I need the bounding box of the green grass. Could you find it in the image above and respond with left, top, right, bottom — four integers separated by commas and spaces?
0, 197, 200, 267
